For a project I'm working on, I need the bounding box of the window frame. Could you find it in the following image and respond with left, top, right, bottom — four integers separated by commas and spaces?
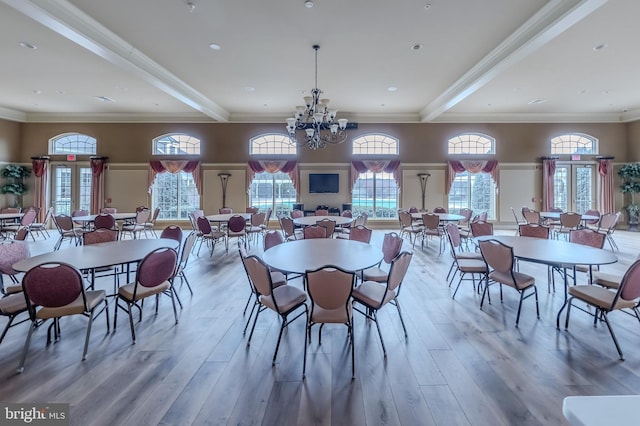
152, 133, 201, 156
249, 134, 297, 156
352, 134, 399, 156
447, 132, 495, 155
550, 133, 598, 155
48, 133, 97, 155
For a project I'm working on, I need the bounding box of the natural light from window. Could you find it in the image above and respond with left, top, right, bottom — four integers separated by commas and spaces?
352, 134, 398, 155
550, 133, 598, 155
49, 133, 97, 155
153, 134, 201, 155
250, 134, 296, 155
447, 133, 495, 155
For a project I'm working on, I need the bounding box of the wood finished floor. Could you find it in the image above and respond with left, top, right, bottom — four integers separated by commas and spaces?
1, 227, 639, 426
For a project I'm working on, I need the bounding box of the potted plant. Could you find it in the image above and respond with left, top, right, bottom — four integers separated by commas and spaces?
1, 164, 32, 208
618, 162, 640, 231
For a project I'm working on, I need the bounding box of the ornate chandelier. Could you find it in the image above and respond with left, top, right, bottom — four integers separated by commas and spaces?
286, 45, 349, 150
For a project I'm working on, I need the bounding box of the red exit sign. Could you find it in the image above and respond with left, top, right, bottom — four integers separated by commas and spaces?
66, 154, 76, 161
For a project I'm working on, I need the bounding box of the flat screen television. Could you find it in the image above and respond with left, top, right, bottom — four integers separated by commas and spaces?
309, 173, 339, 193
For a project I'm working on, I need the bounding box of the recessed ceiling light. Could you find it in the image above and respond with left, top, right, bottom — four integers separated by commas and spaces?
424, 4, 431, 10
94, 96, 115, 102
19, 41, 37, 50
593, 43, 608, 51
380, 103, 386, 107
209, 43, 222, 50
305, 1, 314, 8
387, 86, 398, 92
33, 90, 42, 95
602, 90, 610, 95
578, 89, 586, 95
244, 86, 255, 92
528, 99, 546, 105
411, 44, 422, 51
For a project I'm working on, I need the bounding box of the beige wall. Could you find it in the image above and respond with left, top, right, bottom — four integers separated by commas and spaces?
0, 118, 635, 223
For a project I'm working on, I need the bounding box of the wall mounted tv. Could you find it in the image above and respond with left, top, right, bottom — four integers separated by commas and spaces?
309, 173, 339, 193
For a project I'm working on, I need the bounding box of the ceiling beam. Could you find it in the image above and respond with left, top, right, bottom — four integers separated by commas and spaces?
1, 0, 230, 122
421, 0, 608, 122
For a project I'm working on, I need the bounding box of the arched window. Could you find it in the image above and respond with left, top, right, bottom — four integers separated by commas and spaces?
250, 134, 296, 155
153, 133, 200, 155
352, 134, 398, 155
447, 133, 496, 218
151, 133, 201, 220
447, 133, 495, 155
248, 134, 296, 216
351, 134, 399, 219
49, 133, 96, 155
550, 133, 598, 155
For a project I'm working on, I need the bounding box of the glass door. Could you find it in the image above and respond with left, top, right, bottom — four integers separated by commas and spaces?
553, 163, 595, 213
51, 164, 92, 215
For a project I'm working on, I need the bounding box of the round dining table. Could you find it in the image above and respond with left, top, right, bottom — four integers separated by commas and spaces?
474, 235, 617, 300
410, 212, 465, 222
205, 213, 252, 223
13, 238, 179, 273
263, 238, 383, 275
539, 211, 600, 222
292, 216, 353, 227
71, 212, 137, 223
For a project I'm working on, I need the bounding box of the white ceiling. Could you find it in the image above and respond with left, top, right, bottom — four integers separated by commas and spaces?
1, 0, 638, 124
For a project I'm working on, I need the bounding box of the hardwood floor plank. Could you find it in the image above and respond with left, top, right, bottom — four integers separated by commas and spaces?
420, 385, 471, 426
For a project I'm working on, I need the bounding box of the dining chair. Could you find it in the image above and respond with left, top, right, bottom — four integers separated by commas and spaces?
121, 208, 151, 239
304, 265, 355, 379
291, 209, 304, 219
0, 241, 31, 296
335, 209, 353, 236
243, 254, 307, 367
511, 206, 527, 235
470, 220, 494, 237
160, 225, 183, 244
29, 206, 53, 239
457, 208, 473, 234
226, 214, 248, 252
260, 208, 272, 233
245, 206, 259, 214
71, 209, 89, 229
523, 209, 541, 224
14, 227, 29, 241
348, 225, 372, 243
518, 223, 550, 239
583, 209, 601, 228
446, 224, 488, 299
352, 251, 413, 357
569, 228, 607, 284
408, 207, 419, 213
478, 239, 539, 326
421, 212, 444, 252
279, 216, 301, 241
143, 207, 161, 237
556, 258, 640, 360
315, 209, 329, 216
433, 207, 447, 213
52, 214, 83, 250
93, 213, 116, 230
591, 253, 640, 291
196, 216, 226, 256
100, 207, 118, 214
0, 292, 28, 345
362, 232, 403, 283
444, 222, 483, 284
1, 209, 37, 241
246, 212, 266, 244
219, 207, 233, 214
555, 212, 582, 240
596, 212, 621, 251
238, 246, 287, 334
82, 228, 120, 291
18, 262, 109, 373
316, 218, 336, 238
398, 210, 422, 248
303, 225, 327, 239
174, 231, 198, 297
264, 230, 284, 251
113, 247, 179, 343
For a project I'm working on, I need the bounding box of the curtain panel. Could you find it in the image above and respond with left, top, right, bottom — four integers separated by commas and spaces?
89, 157, 107, 214
246, 160, 298, 192
542, 158, 556, 211
148, 160, 202, 194
598, 158, 614, 214
350, 160, 401, 191
31, 157, 49, 221
446, 160, 499, 194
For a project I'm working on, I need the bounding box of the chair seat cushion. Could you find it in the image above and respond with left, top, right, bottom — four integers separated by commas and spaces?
455, 252, 483, 260
352, 281, 395, 308
592, 271, 622, 289
362, 267, 388, 283
37, 290, 106, 319
488, 270, 535, 290
260, 285, 306, 313
568, 285, 636, 310
457, 258, 487, 273
270, 271, 287, 287
119, 281, 170, 302
0, 292, 28, 315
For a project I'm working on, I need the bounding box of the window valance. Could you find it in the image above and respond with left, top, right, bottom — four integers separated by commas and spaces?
247, 160, 298, 191
447, 160, 499, 194
350, 160, 401, 190
148, 160, 201, 194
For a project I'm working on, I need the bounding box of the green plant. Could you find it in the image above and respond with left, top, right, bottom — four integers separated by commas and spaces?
1, 164, 31, 180
619, 163, 640, 221
1, 182, 26, 194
